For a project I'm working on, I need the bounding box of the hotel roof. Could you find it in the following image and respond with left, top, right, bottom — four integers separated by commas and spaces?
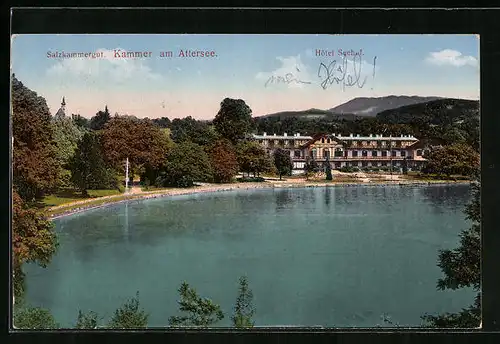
333, 134, 418, 141
252, 133, 313, 140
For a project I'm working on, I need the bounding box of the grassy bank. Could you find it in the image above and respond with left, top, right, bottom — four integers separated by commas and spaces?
40, 188, 123, 208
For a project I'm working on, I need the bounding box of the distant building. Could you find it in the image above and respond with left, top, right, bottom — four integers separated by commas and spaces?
253, 132, 436, 173
54, 97, 66, 118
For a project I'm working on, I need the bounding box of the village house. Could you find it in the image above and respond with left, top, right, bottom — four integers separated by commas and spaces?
252, 132, 435, 174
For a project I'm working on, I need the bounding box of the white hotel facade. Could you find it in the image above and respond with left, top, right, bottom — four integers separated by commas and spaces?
252, 132, 432, 173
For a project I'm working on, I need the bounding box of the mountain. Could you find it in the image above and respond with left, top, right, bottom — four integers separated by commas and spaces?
259, 108, 361, 121
376, 98, 479, 124
329, 95, 444, 117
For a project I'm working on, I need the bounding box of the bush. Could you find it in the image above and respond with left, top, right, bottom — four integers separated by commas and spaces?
237, 177, 265, 183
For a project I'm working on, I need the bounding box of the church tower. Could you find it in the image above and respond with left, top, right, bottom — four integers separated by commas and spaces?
55, 96, 66, 118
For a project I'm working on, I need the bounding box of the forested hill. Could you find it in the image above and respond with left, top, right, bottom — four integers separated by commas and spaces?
259, 108, 361, 121
329, 95, 443, 117
376, 98, 479, 125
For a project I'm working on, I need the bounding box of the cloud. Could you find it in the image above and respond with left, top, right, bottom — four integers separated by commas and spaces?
256, 55, 314, 89
425, 49, 478, 67
46, 48, 164, 87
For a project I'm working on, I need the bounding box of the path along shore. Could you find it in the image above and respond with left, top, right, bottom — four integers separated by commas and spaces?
48, 178, 471, 220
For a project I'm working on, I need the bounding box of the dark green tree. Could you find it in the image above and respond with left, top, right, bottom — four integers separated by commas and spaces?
75, 310, 100, 329
421, 169, 481, 328
12, 190, 58, 301
232, 276, 255, 328
69, 132, 117, 196
72, 114, 90, 130
324, 156, 333, 181
90, 105, 111, 131
169, 282, 224, 327
273, 148, 293, 180
213, 98, 253, 144
156, 141, 213, 188
12, 75, 61, 202
423, 143, 479, 178
14, 306, 59, 329
236, 141, 273, 177
107, 292, 149, 329
170, 116, 219, 146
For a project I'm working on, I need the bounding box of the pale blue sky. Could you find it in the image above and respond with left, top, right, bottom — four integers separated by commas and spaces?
11, 34, 479, 119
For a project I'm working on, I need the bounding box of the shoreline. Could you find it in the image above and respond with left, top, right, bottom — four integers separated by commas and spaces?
48, 179, 471, 220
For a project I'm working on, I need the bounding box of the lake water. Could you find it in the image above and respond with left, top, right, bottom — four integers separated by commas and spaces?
23, 184, 476, 328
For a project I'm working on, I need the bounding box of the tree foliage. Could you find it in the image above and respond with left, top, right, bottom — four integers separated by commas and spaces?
208, 139, 239, 183
273, 148, 293, 180
156, 141, 213, 188
232, 276, 255, 328
75, 310, 100, 329
14, 306, 59, 329
89, 106, 111, 131
324, 156, 333, 180
12, 76, 61, 202
421, 170, 481, 328
71, 114, 90, 130
304, 156, 320, 179
100, 116, 172, 176
213, 98, 254, 144
107, 292, 149, 329
169, 282, 224, 327
170, 116, 219, 146
69, 132, 118, 195
236, 141, 273, 177
423, 144, 479, 177
12, 190, 58, 301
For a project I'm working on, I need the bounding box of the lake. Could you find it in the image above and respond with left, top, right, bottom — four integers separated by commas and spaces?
23, 184, 476, 328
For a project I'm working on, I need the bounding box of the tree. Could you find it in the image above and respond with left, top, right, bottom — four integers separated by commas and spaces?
14, 306, 59, 329
208, 139, 239, 183
423, 144, 479, 178
273, 148, 293, 180
89, 106, 111, 131
108, 292, 149, 329
100, 116, 172, 180
421, 170, 480, 327
232, 276, 255, 328
304, 156, 320, 180
169, 282, 224, 327
324, 156, 333, 181
69, 132, 117, 196
170, 116, 219, 146
12, 75, 61, 202
213, 98, 253, 144
156, 141, 213, 188
72, 114, 90, 130
52, 113, 86, 187
236, 141, 273, 177
75, 310, 100, 329
12, 190, 58, 300
152, 116, 171, 128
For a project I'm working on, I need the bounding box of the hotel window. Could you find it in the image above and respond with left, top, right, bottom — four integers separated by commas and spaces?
381, 162, 387, 166
362, 150, 368, 157
381, 151, 387, 157
362, 161, 368, 167
392, 151, 397, 157
401, 151, 406, 157
416, 149, 422, 156
311, 149, 317, 158
381, 141, 386, 146
334, 148, 343, 157
323, 149, 330, 158
372, 151, 378, 157
352, 151, 358, 157
327, 138, 331, 143
294, 150, 301, 158
391, 141, 396, 146
321, 138, 325, 143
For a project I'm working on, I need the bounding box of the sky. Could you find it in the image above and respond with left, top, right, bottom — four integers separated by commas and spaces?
11, 34, 480, 120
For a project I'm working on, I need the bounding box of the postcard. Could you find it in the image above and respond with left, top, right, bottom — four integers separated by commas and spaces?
10, 34, 480, 329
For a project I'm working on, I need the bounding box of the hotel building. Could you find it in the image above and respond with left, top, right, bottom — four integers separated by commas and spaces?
252, 132, 432, 173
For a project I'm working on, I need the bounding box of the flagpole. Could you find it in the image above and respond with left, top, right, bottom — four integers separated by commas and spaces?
125, 157, 129, 192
